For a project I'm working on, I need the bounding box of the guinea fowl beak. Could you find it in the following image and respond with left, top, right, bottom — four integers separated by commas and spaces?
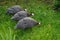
39, 22, 41, 25
24, 9, 27, 11
36, 22, 41, 25
32, 13, 34, 16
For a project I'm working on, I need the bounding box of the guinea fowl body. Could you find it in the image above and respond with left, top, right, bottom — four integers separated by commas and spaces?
11, 11, 34, 21
14, 17, 40, 29
6, 5, 23, 14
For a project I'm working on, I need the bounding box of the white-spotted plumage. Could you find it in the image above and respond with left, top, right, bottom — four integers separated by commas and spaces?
6, 5, 24, 14
14, 17, 40, 29
11, 11, 34, 21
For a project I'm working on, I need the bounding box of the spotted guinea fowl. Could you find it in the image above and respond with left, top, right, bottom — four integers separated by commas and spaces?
11, 11, 34, 21
14, 17, 40, 29
6, 5, 27, 14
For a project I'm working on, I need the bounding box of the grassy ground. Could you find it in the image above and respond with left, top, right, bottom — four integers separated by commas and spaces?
0, 0, 60, 40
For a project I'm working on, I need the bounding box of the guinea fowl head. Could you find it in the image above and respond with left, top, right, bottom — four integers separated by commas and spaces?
27, 13, 34, 16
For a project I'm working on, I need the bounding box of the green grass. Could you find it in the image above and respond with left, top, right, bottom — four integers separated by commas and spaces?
0, 0, 60, 40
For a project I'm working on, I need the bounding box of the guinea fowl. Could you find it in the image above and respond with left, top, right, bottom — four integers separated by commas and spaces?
11, 11, 34, 21
6, 5, 26, 14
14, 17, 40, 29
